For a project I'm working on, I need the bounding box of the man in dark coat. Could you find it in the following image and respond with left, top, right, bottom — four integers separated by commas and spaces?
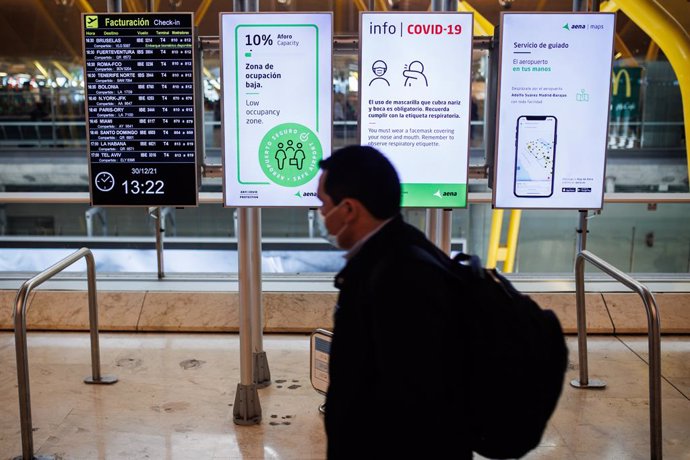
317, 145, 471, 460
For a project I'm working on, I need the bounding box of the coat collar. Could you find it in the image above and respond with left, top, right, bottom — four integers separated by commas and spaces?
334, 214, 405, 289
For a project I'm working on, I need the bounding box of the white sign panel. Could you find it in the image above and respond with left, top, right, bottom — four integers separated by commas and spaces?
220, 13, 332, 207
360, 12, 473, 208
493, 12, 615, 209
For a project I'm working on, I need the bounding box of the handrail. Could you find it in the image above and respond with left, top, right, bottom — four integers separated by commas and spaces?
572, 249, 662, 460
13, 247, 117, 460
1, 191, 689, 205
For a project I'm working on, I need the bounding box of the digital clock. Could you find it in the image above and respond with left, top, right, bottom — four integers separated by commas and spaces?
122, 179, 165, 195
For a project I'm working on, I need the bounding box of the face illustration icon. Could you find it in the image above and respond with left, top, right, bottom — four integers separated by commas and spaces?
372, 60, 387, 76
408, 61, 424, 73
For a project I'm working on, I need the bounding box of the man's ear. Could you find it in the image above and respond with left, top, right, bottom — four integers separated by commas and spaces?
340, 198, 360, 223
343, 198, 376, 223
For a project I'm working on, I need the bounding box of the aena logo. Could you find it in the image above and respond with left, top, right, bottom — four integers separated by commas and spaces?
563, 23, 586, 30
294, 191, 317, 198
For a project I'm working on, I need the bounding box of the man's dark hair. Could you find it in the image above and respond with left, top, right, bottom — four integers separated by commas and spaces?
319, 145, 401, 219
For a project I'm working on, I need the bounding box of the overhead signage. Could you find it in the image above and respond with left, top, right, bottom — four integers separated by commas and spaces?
493, 12, 615, 209
360, 12, 474, 208
83, 13, 198, 207
220, 13, 332, 207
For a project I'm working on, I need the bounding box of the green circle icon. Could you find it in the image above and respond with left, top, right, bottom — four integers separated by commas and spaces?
259, 123, 322, 187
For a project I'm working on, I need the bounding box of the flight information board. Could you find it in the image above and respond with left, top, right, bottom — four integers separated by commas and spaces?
82, 13, 198, 207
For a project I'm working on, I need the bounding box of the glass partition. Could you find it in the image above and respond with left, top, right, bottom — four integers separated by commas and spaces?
0, 0, 687, 277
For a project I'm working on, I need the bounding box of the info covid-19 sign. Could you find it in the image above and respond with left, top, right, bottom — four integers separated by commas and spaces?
360, 12, 474, 208
220, 13, 332, 207
493, 13, 615, 210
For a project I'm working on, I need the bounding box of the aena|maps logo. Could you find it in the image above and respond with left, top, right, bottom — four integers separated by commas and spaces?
563, 22, 604, 31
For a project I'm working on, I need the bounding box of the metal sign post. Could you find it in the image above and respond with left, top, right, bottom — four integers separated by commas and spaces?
233, 207, 262, 425
251, 207, 271, 387
429, 0, 457, 252
231, 0, 264, 425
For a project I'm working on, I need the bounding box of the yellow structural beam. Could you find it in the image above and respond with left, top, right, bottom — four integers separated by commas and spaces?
353, 0, 368, 11
487, 209, 522, 272
195, 0, 213, 26
599, 0, 619, 13
52, 61, 75, 81
646, 41, 660, 62
458, 1, 494, 37
486, 209, 503, 269
600, 3, 639, 65
613, 33, 637, 66
75, 0, 95, 13
503, 210, 521, 273
203, 66, 220, 90
124, 0, 142, 12
375, 0, 388, 12
614, 33, 634, 60
34, 61, 50, 79
33, 0, 80, 61
611, 0, 690, 194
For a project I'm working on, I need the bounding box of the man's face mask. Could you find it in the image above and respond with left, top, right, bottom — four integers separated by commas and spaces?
317, 201, 347, 248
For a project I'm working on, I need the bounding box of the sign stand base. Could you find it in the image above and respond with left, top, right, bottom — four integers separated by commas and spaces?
233, 383, 262, 425
253, 351, 271, 388
570, 378, 607, 389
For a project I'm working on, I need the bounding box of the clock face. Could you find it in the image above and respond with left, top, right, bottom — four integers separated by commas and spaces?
94, 171, 115, 192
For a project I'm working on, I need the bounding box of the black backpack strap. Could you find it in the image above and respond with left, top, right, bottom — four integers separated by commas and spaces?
409, 244, 451, 273
410, 245, 486, 285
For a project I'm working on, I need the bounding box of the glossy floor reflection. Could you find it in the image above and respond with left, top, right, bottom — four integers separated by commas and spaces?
0, 333, 689, 459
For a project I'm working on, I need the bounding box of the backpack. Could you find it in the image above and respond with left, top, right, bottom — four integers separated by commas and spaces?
419, 249, 569, 459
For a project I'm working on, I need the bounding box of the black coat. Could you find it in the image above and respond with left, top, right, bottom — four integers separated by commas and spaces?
325, 215, 472, 460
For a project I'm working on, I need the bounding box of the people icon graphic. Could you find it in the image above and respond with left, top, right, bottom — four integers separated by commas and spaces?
403, 60, 428, 87
283, 140, 306, 170
275, 142, 287, 170
369, 60, 390, 86
259, 123, 322, 187
286, 140, 296, 166
294, 143, 305, 170
274, 139, 307, 171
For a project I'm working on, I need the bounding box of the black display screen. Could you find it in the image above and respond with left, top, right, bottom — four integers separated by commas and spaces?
83, 13, 198, 206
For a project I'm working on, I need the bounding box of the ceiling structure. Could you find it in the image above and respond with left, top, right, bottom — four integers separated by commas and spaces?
0, 0, 687, 72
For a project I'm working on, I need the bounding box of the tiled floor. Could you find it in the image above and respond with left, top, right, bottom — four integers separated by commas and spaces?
0, 333, 688, 460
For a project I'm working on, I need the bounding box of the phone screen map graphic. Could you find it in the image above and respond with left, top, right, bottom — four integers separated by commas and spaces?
514, 116, 557, 198
517, 138, 554, 180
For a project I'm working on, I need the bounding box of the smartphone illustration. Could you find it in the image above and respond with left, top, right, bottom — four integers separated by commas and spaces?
514, 116, 557, 198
